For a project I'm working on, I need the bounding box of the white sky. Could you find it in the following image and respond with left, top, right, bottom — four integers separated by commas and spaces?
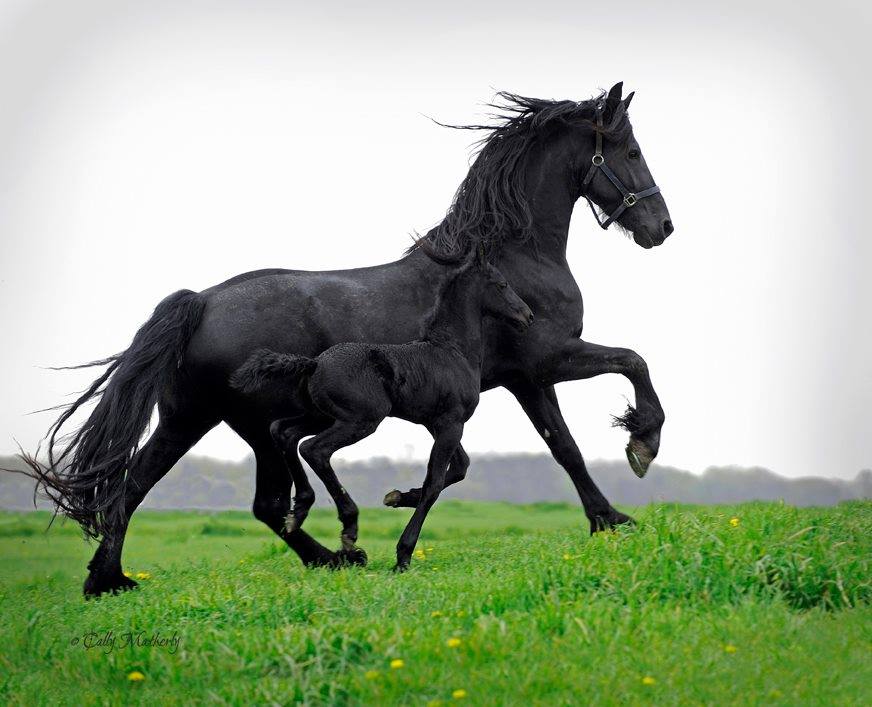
1, 0, 870, 478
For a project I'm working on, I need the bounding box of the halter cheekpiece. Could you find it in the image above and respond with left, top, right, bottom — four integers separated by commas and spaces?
580, 104, 661, 229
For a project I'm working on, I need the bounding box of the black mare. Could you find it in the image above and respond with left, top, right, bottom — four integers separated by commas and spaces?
231, 253, 534, 570
18, 82, 672, 596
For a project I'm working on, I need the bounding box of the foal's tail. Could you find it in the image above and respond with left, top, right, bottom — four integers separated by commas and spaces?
9, 290, 206, 539
229, 349, 318, 394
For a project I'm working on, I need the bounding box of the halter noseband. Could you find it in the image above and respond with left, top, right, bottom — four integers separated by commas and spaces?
580, 105, 660, 229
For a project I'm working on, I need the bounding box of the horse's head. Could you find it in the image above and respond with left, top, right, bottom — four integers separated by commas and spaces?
420, 85, 673, 256
566, 82, 671, 248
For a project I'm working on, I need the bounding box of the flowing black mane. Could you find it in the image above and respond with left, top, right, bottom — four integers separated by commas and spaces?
412, 91, 633, 256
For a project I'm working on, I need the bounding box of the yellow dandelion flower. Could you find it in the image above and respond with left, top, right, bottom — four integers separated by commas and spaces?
452, 689, 467, 699
431, 610, 443, 618
426, 547, 434, 552
456, 610, 465, 618
641, 676, 656, 686
427, 701, 443, 707
729, 517, 740, 527
724, 644, 737, 653
364, 670, 380, 680
135, 571, 151, 580
446, 637, 462, 648
127, 671, 145, 682
390, 659, 404, 669
123, 571, 132, 578
414, 549, 426, 560
562, 553, 572, 560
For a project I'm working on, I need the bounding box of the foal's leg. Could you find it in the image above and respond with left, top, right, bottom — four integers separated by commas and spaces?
383, 444, 469, 508
394, 422, 463, 572
269, 417, 324, 532
299, 419, 380, 551
537, 338, 665, 478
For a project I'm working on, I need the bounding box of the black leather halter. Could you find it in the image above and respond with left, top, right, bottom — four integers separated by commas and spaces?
581, 106, 660, 229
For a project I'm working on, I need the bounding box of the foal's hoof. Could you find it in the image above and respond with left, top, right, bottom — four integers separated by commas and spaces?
392, 561, 410, 574
383, 490, 402, 507
335, 545, 368, 567
83, 572, 138, 599
589, 509, 636, 535
626, 438, 655, 478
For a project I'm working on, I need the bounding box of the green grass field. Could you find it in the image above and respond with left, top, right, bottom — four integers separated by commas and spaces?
0, 501, 870, 705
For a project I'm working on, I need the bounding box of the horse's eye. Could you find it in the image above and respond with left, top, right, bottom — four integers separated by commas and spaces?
499, 282, 508, 289
628, 149, 641, 160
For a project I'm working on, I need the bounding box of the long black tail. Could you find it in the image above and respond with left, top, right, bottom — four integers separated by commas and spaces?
12, 290, 206, 539
229, 349, 317, 394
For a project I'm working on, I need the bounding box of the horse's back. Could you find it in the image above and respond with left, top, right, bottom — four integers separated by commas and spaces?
185, 257, 437, 381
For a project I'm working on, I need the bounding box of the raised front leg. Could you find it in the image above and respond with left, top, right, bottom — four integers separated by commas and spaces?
383, 444, 469, 508
509, 382, 633, 533
537, 339, 665, 478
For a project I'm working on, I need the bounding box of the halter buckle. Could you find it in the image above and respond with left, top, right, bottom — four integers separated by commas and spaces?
591, 153, 604, 166
623, 193, 637, 207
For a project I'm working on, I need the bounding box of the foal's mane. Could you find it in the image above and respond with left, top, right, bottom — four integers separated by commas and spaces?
411, 91, 633, 256
416, 247, 478, 346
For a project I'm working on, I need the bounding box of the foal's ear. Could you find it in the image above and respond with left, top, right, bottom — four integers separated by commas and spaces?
623, 91, 634, 110
607, 81, 623, 103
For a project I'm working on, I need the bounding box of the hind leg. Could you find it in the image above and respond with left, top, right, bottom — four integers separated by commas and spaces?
84, 413, 216, 597
226, 411, 353, 568
384, 443, 469, 508
299, 419, 380, 551
269, 417, 323, 532
249, 433, 361, 568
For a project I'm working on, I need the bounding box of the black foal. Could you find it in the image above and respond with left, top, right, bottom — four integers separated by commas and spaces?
231, 251, 533, 570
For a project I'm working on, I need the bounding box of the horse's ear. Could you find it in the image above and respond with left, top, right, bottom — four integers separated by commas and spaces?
475, 244, 486, 267
623, 91, 634, 110
607, 82, 623, 103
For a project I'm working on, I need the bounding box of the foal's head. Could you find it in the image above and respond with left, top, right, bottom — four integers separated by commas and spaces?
474, 251, 534, 331
418, 240, 534, 336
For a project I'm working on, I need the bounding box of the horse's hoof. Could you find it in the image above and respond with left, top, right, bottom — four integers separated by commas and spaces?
392, 561, 410, 573
335, 546, 368, 567
304, 555, 334, 569
83, 572, 138, 599
626, 438, 655, 478
383, 490, 402, 507
589, 509, 636, 535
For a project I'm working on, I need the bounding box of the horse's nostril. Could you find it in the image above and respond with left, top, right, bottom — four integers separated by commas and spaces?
662, 219, 674, 237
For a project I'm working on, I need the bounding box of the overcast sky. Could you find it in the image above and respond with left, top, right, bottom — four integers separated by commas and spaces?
1, 0, 869, 479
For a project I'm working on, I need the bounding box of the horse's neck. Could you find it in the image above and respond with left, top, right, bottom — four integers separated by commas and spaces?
521, 143, 578, 259
423, 272, 484, 368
